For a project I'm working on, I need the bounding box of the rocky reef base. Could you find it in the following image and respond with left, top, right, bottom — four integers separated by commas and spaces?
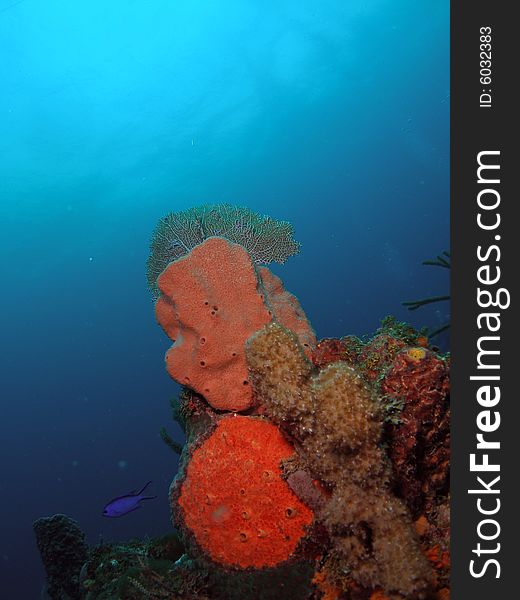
34, 317, 450, 600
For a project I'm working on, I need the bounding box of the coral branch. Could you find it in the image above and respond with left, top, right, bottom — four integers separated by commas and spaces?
427, 323, 451, 338
159, 427, 183, 455
403, 251, 451, 339
402, 295, 450, 311
422, 251, 451, 269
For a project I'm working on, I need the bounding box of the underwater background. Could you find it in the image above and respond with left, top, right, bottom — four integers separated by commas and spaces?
0, 0, 448, 597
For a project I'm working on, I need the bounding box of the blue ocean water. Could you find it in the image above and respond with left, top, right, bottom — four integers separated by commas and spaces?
0, 1, 449, 597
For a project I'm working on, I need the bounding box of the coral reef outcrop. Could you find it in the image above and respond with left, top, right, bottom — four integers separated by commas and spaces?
34, 208, 451, 600
246, 323, 435, 599
34, 516, 316, 600
305, 317, 451, 597
307, 317, 451, 526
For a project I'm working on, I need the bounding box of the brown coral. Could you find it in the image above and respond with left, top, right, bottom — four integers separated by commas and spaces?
246, 323, 434, 599
382, 348, 450, 517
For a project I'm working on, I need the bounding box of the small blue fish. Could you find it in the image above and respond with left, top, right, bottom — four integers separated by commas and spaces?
102, 481, 156, 517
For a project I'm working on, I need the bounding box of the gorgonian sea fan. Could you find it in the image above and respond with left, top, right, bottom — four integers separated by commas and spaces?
146, 204, 301, 299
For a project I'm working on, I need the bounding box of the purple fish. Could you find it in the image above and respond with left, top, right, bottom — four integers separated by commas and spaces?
102, 481, 156, 517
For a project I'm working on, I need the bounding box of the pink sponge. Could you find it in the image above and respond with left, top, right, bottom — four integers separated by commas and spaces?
156, 237, 314, 412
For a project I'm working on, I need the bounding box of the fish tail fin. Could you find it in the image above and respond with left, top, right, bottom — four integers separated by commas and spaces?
137, 480, 153, 496
140, 495, 158, 501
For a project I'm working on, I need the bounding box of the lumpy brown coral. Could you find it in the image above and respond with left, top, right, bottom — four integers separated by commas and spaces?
305, 319, 451, 597
246, 323, 435, 599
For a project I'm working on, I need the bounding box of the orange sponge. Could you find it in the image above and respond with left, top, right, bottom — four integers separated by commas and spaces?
156, 238, 272, 411
176, 415, 314, 569
156, 237, 315, 412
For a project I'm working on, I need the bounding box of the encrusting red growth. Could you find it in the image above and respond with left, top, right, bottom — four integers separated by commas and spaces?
176, 415, 314, 569
156, 237, 315, 412
312, 338, 350, 368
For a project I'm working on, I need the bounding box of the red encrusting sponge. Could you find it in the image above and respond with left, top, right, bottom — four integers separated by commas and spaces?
176, 415, 314, 569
